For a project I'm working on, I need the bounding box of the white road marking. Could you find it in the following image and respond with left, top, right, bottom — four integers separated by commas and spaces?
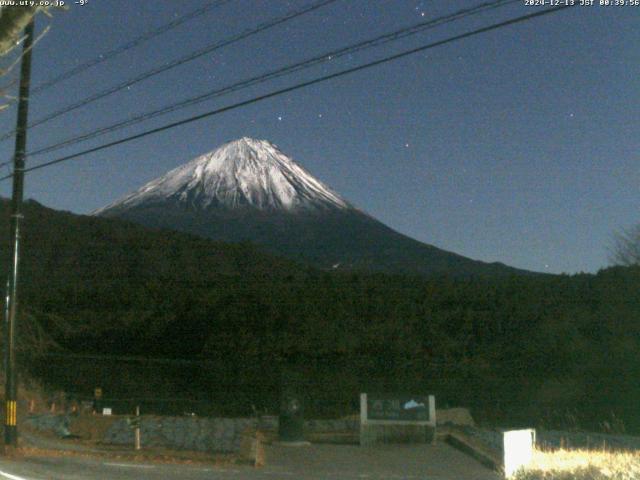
103, 462, 156, 469
0, 469, 33, 480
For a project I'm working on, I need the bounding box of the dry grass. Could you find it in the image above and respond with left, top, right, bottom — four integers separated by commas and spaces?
514, 447, 640, 480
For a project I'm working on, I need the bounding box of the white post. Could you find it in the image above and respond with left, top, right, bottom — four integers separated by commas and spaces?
428, 395, 436, 426
360, 393, 368, 426
503, 429, 535, 478
134, 405, 141, 450
359, 393, 368, 446
428, 395, 436, 444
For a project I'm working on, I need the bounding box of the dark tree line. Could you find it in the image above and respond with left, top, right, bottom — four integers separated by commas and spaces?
2, 200, 640, 432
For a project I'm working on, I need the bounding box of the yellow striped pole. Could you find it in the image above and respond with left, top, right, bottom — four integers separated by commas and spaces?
4, 401, 16, 427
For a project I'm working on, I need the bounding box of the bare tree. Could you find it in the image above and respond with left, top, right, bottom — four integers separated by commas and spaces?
610, 225, 640, 266
0, 7, 39, 57
0, 6, 61, 111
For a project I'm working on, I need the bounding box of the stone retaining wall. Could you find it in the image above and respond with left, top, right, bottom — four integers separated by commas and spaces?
24, 413, 359, 452
305, 418, 358, 433
24, 413, 72, 437
104, 416, 256, 452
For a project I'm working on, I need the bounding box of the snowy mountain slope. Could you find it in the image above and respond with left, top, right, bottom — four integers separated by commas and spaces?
94, 138, 349, 215
95, 138, 532, 277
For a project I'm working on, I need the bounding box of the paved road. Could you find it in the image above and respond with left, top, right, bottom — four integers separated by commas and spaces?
0, 443, 500, 480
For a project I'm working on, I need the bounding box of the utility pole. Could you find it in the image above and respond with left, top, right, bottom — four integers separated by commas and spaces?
4, 17, 35, 448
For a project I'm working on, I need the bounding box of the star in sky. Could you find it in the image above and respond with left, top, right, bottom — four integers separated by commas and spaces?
14, 0, 634, 275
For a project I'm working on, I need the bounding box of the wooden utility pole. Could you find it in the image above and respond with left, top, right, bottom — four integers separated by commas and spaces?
4, 16, 35, 447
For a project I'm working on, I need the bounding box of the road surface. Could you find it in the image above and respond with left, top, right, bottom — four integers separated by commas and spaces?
0, 443, 500, 480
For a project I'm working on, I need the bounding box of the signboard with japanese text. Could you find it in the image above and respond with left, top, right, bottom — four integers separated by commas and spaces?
359, 392, 436, 445
360, 393, 435, 426
366, 395, 430, 422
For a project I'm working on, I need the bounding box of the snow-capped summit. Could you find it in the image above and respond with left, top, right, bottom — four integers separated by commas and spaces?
94, 138, 349, 215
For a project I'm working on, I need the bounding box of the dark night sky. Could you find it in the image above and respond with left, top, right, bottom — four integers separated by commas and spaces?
0, 0, 637, 274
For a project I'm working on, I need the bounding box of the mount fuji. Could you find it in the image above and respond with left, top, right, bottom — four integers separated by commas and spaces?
95, 137, 527, 277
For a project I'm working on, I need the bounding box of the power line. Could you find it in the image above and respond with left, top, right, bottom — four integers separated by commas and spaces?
27, 0, 520, 159
38, 351, 463, 367
0, 0, 339, 144
0, 5, 573, 183
30, 0, 234, 95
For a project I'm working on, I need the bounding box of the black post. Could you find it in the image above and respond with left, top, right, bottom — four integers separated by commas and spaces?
4, 17, 35, 447
278, 362, 305, 443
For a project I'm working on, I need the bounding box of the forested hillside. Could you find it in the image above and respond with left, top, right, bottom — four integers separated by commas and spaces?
1, 200, 639, 433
